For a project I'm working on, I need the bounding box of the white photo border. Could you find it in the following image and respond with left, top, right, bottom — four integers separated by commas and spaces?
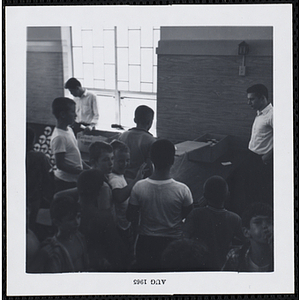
5, 3, 295, 296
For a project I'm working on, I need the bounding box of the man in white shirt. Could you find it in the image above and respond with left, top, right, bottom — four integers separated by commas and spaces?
245, 84, 273, 206
65, 77, 99, 136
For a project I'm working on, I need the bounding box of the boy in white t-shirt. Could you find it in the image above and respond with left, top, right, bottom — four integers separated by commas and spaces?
50, 97, 89, 193
108, 140, 146, 257
127, 139, 194, 271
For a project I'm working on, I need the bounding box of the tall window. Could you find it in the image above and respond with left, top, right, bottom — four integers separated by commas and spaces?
68, 26, 160, 136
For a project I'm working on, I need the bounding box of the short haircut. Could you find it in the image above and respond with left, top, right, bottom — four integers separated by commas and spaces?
89, 141, 113, 164
77, 169, 105, 200
161, 238, 209, 271
110, 139, 129, 154
203, 176, 228, 206
52, 97, 75, 119
242, 202, 273, 228
26, 127, 35, 151
134, 105, 154, 125
64, 77, 82, 89
150, 139, 175, 170
247, 84, 268, 100
50, 195, 81, 222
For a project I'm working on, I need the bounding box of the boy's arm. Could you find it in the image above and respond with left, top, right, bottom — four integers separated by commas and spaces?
182, 187, 194, 219
112, 163, 146, 204
262, 149, 273, 165
82, 160, 91, 170
126, 203, 140, 224
55, 153, 82, 175
182, 210, 195, 238
98, 183, 112, 210
182, 204, 194, 219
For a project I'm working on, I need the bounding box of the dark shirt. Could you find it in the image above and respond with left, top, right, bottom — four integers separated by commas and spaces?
79, 205, 129, 271
26, 150, 53, 206
183, 205, 244, 270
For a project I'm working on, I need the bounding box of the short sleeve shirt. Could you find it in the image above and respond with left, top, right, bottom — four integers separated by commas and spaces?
50, 127, 83, 182
130, 178, 193, 238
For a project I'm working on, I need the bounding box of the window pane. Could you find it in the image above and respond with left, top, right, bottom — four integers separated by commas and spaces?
121, 98, 156, 137
104, 64, 115, 90
129, 65, 140, 92
83, 63, 94, 88
94, 48, 104, 80
117, 48, 128, 82
141, 48, 153, 83
82, 30, 93, 63
128, 29, 140, 65
73, 47, 83, 79
117, 26, 128, 48
93, 28, 104, 47
103, 29, 115, 64
95, 95, 116, 131
94, 79, 105, 89
141, 26, 153, 48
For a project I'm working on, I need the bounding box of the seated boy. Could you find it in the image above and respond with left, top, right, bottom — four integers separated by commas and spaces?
119, 105, 156, 180
222, 202, 273, 272
88, 141, 114, 212
50, 97, 89, 193
127, 139, 194, 271
77, 169, 129, 271
183, 175, 244, 270
28, 195, 89, 273
108, 140, 146, 256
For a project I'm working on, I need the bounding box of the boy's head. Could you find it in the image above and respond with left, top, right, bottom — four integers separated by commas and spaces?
134, 105, 154, 130
77, 169, 105, 204
110, 140, 130, 175
150, 139, 175, 170
161, 238, 209, 271
242, 202, 273, 245
64, 77, 84, 97
246, 84, 268, 100
50, 195, 81, 235
52, 97, 76, 124
89, 141, 114, 175
247, 84, 269, 111
203, 176, 229, 208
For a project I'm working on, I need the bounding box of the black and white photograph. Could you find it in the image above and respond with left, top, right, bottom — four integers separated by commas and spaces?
5, 3, 295, 297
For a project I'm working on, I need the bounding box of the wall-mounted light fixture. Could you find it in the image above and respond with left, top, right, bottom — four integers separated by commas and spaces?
238, 41, 249, 76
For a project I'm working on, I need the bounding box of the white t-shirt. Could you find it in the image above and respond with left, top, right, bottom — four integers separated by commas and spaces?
50, 127, 83, 182
129, 178, 193, 238
248, 103, 273, 155
108, 173, 131, 231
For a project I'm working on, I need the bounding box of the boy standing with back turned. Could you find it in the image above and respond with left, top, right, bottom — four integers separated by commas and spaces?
127, 139, 194, 271
119, 105, 156, 180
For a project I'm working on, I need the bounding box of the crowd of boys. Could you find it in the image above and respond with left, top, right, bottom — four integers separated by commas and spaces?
26, 80, 273, 273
